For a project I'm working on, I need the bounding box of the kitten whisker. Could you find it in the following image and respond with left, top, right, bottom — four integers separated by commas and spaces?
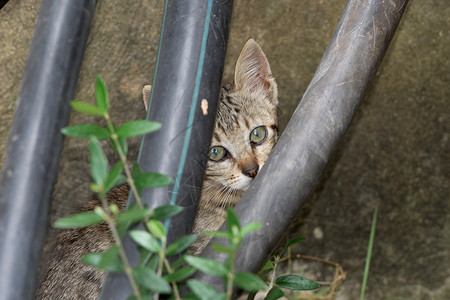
205, 184, 228, 208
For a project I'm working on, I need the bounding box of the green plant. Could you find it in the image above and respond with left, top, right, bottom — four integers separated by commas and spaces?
52, 76, 265, 300
360, 205, 378, 300
252, 238, 320, 300
184, 208, 267, 300
55, 75, 190, 299
53, 76, 321, 300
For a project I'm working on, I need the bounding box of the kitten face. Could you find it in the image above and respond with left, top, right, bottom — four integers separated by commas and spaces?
202, 39, 278, 206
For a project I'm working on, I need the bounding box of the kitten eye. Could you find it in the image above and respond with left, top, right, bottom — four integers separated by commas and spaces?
250, 126, 267, 145
209, 146, 227, 161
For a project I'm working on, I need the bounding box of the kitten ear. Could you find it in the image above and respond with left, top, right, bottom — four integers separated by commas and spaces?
234, 39, 277, 103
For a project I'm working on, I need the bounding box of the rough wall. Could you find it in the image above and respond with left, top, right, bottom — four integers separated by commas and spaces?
1, 0, 448, 299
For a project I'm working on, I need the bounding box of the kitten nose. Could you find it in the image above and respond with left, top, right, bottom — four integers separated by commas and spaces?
243, 164, 259, 178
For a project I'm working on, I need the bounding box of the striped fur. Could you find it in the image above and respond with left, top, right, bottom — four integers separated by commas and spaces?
190, 39, 278, 254
36, 39, 278, 299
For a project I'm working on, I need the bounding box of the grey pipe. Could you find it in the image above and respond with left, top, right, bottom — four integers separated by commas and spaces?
100, 0, 233, 297
193, 0, 409, 291
0, 1, 97, 299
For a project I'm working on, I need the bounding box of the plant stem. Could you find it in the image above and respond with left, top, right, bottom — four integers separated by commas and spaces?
287, 236, 293, 274
163, 259, 182, 300
104, 113, 144, 210
104, 113, 156, 237
99, 197, 142, 300
157, 238, 167, 277
104, 113, 168, 299
226, 251, 236, 300
268, 256, 279, 289
154, 236, 167, 300
360, 205, 378, 300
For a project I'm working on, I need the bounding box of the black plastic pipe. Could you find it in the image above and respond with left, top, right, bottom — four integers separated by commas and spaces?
100, 0, 233, 298
0, 0, 9, 10
193, 0, 409, 291
0, 1, 97, 299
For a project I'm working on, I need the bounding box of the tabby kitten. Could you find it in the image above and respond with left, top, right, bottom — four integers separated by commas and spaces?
190, 39, 278, 254
35, 39, 278, 299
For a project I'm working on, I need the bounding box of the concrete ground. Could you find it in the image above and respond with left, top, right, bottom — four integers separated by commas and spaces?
1, 0, 448, 299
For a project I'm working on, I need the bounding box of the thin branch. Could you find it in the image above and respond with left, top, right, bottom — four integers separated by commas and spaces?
99, 197, 142, 300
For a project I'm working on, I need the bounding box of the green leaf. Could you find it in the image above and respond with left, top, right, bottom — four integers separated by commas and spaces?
137, 247, 152, 267
275, 275, 319, 290
260, 259, 274, 272
61, 125, 110, 139
146, 254, 159, 271
104, 162, 124, 193
211, 244, 234, 254
94, 206, 108, 219
240, 222, 262, 237
181, 293, 201, 300
134, 172, 173, 189
127, 296, 152, 300
203, 231, 232, 239
53, 211, 103, 229
82, 246, 123, 272
171, 256, 187, 270
163, 267, 195, 282
95, 75, 109, 111
166, 234, 197, 256
247, 291, 257, 300
132, 162, 143, 178
152, 205, 183, 220
89, 183, 103, 193
184, 255, 227, 276
116, 120, 162, 137
116, 221, 132, 238
226, 207, 241, 232
315, 286, 331, 296
148, 219, 166, 239
99, 246, 123, 272
137, 249, 158, 270
280, 237, 305, 256
70, 100, 106, 116
132, 266, 171, 294
129, 230, 161, 252
130, 163, 142, 194
234, 272, 267, 292
109, 204, 120, 215
258, 273, 270, 283
187, 280, 225, 300
264, 286, 285, 300
361, 205, 378, 300
115, 204, 153, 224
81, 252, 102, 268
110, 133, 128, 156
89, 137, 108, 185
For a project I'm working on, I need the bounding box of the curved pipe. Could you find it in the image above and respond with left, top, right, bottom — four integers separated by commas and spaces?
100, 0, 233, 297
193, 0, 408, 291
0, 1, 97, 299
